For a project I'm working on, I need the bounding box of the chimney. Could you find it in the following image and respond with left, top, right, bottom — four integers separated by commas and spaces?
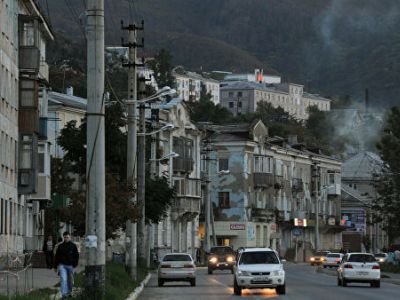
66, 86, 74, 96
365, 88, 369, 113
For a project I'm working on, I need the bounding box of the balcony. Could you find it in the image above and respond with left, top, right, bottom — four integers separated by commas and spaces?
171, 197, 201, 217
39, 60, 49, 82
173, 157, 194, 173
174, 178, 201, 198
292, 178, 303, 192
30, 174, 51, 200
19, 47, 40, 73
291, 211, 306, 220
253, 173, 274, 188
327, 184, 341, 196
252, 206, 274, 221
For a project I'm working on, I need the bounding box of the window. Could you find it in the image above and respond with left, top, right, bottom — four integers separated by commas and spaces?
238, 101, 242, 108
254, 156, 273, 173
238, 91, 242, 97
218, 158, 229, 171
20, 135, 33, 169
229, 102, 234, 108
239, 251, 279, 265
38, 144, 45, 173
228, 92, 233, 97
218, 192, 230, 208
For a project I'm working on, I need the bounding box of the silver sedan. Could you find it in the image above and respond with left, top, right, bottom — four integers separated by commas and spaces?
158, 253, 196, 287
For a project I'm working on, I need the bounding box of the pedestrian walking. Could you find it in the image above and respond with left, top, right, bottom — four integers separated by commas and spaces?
54, 232, 79, 299
43, 235, 55, 269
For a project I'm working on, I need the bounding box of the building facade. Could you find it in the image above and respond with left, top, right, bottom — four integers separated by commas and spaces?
220, 81, 331, 120
341, 151, 388, 253
173, 67, 220, 104
200, 121, 343, 260
1, 0, 54, 254
151, 98, 202, 260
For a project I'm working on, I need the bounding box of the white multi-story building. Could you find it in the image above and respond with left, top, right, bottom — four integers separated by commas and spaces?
173, 67, 220, 105
150, 98, 202, 260
220, 81, 331, 120
1, 0, 54, 254
199, 121, 343, 260
224, 69, 282, 84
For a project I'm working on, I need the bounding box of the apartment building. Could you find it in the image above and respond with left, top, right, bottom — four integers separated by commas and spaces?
1, 0, 54, 254
150, 97, 202, 260
220, 81, 331, 120
199, 121, 342, 259
173, 67, 220, 104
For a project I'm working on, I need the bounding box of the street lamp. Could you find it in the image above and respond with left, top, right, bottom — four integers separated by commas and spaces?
137, 123, 174, 136
150, 152, 179, 161
124, 86, 177, 105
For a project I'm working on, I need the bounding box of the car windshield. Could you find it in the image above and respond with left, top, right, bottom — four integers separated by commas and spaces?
163, 254, 191, 262
348, 254, 376, 263
315, 251, 329, 256
239, 251, 279, 265
210, 247, 234, 255
326, 254, 341, 258
374, 253, 386, 258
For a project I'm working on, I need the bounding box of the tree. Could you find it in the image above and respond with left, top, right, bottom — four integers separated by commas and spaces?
373, 107, 400, 243
55, 102, 175, 238
148, 49, 175, 89
188, 94, 233, 124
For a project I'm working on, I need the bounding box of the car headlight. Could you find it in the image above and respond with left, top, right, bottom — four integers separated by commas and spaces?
379, 258, 384, 262
310, 257, 315, 261
238, 270, 250, 276
227, 256, 234, 263
271, 270, 284, 276
209, 257, 218, 264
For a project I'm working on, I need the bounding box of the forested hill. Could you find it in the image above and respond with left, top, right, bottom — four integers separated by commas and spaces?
44, 0, 400, 108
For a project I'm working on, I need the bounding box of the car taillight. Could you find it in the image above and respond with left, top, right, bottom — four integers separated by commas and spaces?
372, 265, 380, 270
184, 264, 195, 268
161, 264, 171, 268
344, 264, 353, 269
336, 259, 341, 262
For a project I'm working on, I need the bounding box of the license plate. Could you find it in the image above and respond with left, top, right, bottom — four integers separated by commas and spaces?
357, 271, 369, 276
217, 263, 227, 267
253, 276, 269, 281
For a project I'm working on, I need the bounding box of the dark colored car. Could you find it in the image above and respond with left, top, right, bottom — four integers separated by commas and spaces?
208, 246, 236, 274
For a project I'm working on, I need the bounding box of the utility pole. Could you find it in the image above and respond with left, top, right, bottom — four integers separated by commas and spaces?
203, 143, 212, 256
85, 0, 105, 296
121, 20, 143, 280
137, 76, 147, 264
312, 163, 320, 251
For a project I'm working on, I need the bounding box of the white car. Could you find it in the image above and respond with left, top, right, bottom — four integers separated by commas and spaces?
374, 253, 388, 263
337, 253, 381, 288
233, 248, 286, 295
158, 253, 196, 287
323, 253, 343, 268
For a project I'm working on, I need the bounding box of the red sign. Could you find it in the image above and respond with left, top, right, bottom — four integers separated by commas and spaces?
230, 224, 245, 230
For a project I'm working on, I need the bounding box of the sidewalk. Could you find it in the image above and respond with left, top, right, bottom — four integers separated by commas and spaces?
316, 266, 400, 285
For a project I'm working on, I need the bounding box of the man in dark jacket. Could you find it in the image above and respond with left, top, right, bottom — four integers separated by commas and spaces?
54, 232, 79, 299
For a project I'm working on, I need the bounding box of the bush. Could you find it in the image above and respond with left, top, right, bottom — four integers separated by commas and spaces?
0, 288, 55, 300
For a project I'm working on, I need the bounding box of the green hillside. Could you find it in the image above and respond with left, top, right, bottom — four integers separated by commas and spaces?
44, 0, 400, 107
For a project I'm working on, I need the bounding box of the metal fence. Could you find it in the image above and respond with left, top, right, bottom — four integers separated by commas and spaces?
0, 252, 34, 297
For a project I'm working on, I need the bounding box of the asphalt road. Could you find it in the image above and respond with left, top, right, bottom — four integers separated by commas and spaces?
138, 263, 400, 300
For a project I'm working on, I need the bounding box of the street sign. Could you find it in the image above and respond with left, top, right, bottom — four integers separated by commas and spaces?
292, 228, 302, 236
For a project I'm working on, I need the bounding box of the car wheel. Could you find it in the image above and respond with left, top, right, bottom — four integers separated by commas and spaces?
371, 281, 380, 288
190, 278, 196, 287
342, 278, 347, 287
323, 265, 327, 268
310, 263, 314, 266
233, 278, 242, 295
158, 279, 164, 287
208, 268, 213, 275
337, 277, 341, 286
276, 284, 286, 295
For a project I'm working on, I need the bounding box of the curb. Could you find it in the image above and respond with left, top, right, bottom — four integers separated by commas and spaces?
125, 273, 152, 300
